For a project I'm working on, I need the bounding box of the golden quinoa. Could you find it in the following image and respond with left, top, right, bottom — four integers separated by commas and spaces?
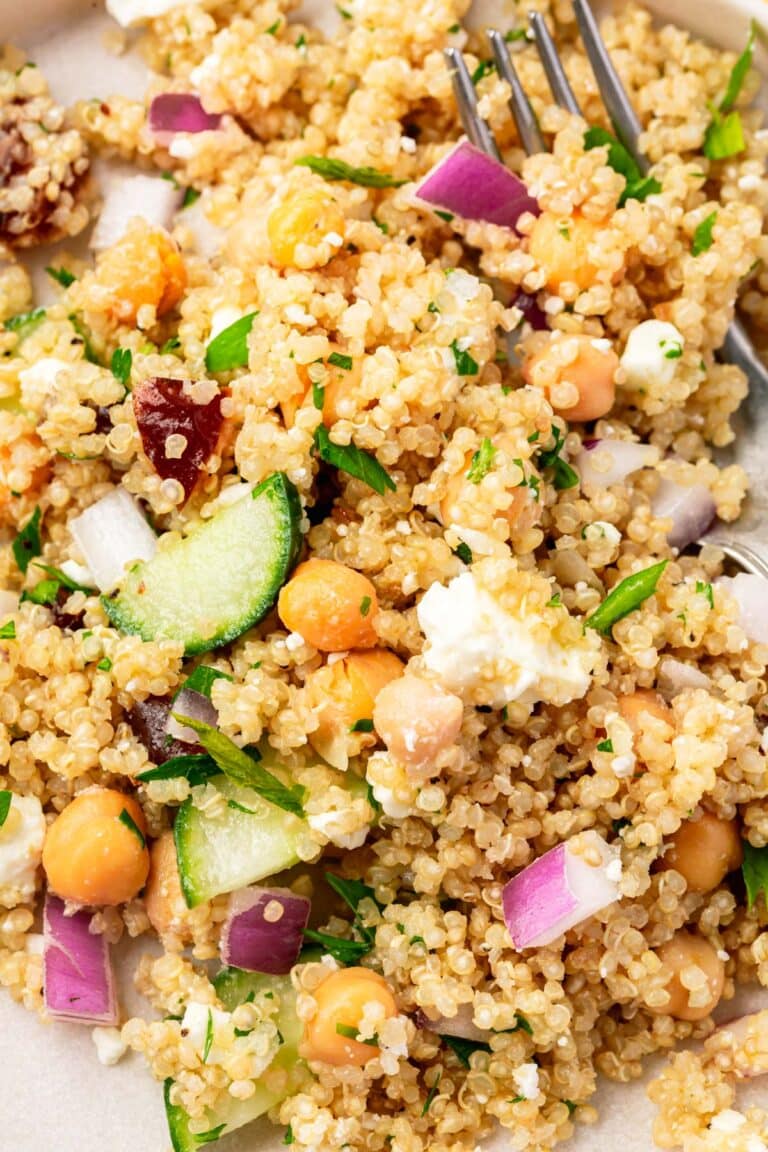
1, 1, 768, 1150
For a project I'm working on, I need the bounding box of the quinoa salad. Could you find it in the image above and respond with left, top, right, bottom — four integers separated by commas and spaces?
3, 0, 768, 1148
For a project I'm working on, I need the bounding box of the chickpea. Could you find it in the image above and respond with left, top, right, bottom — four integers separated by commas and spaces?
96, 222, 186, 325
663, 812, 743, 894
43, 789, 149, 907
308, 649, 404, 767
144, 831, 190, 939
373, 675, 463, 773
302, 967, 397, 1066
618, 689, 670, 732
440, 449, 541, 536
278, 559, 379, 652
523, 334, 618, 423
280, 344, 365, 430
650, 932, 725, 1021
528, 210, 603, 293
267, 186, 345, 268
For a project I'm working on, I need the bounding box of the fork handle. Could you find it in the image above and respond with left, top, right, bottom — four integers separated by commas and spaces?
721, 317, 768, 394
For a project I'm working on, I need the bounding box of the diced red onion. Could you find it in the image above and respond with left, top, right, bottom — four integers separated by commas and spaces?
718, 573, 768, 645
166, 685, 217, 744
69, 488, 157, 593
651, 477, 716, 550
657, 657, 711, 698
577, 439, 659, 489
514, 290, 548, 332
43, 894, 118, 1026
91, 174, 183, 250
149, 94, 222, 147
415, 140, 539, 230
502, 832, 620, 950
220, 886, 311, 974
413, 1004, 490, 1042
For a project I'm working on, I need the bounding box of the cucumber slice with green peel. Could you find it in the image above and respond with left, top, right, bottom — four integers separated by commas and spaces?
213, 968, 304, 1046
174, 775, 306, 907
103, 471, 302, 655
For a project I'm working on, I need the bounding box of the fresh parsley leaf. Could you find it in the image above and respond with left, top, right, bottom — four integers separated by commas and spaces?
205, 312, 258, 373
266, 19, 280, 33
662, 340, 683, 360
421, 1071, 442, 1116
295, 33, 307, 50
722, 21, 758, 113
97, 657, 112, 671
612, 817, 631, 835
69, 314, 99, 364
181, 186, 201, 209
441, 1034, 491, 1067
313, 425, 396, 496
326, 872, 381, 917
337, 4, 352, 17
742, 840, 768, 907
0, 622, 16, 640
160, 336, 182, 355
136, 754, 219, 786
202, 1008, 214, 1063
118, 807, 146, 849
46, 266, 76, 288
704, 110, 746, 159
372, 217, 389, 234
471, 59, 495, 85
583, 126, 661, 206
180, 665, 232, 699
5, 307, 46, 342
453, 542, 473, 565
0, 790, 11, 828
12, 506, 42, 574
328, 351, 352, 370
359, 595, 372, 617
283, 1126, 295, 1145
20, 578, 60, 606
504, 27, 527, 42
692, 211, 717, 256
195, 1122, 226, 1145
696, 580, 714, 608
312, 381, 325, 410
447, 22, 460, 33
335, 1023, 378, 1044
110, 347, 132, 389
585, 560, 668, 634
435, 209, 454, 223
161, 170, 180, 188
597, 738, 614, 753
172, 715, 306, 817
537, 426, 578, 490
450, 339, 479, 376
295, 156, 406, 188
349, 718, 374, 732
466, 438, 496, 483
32, 563, 91, 593
302, 929, 370, 966
564, 1100, 578, 1116
227, 798, 258, 815
547, 593, 562, 607
512, 1012, 533, 1035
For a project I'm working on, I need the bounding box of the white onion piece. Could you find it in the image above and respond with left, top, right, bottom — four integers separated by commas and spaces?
651, 477, 716, 550
718, 574, 768, 645
176, 195, 225, 259
716, 1011, 768, 1077
502, 831, 620, 950
220, 886, 311, 974
577, 439, 659, 489
413, 1004, 490, 1043
91, 174, 183, 250
44, 895, 118, 1026
69, 488, 157, 593
165, 686, 217, 744
657, 657, 711, 698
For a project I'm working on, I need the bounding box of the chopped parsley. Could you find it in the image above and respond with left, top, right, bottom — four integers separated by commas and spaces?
205, 312, 258, 373
283, 1125, 295, 1145
5, 307, 46, 342
704, 23, 757, 160
265, 19, 281, 34
359, 595, 372, 616
295, 33, 307, 50
536, 425, 579, 490
661, 339, 683, 360
202, 1008, 214, 1063
304, 872, 380, 965
349, 718, 374, 732
441, 1034, 491, 1067
547, 593, 562, 608
118, 807, 146, 850
466, 438, 496, 484
504, 27, 528, 42
181, 186, 201, 209
227, 798, 259, 815
110, 347, 132, 389
447, 23, 460, 33
471, 59, 496, 85
313, 425, 396, 496
421, 1071, 442, 1116
69, 314, 99, 364
583, 126, 661, 206
597, 738, 614, 753
586, 560, 668, 634
335, 1023, 378, 1045
0, 622, 16, 640
295, 156, 406, 187
742, 840, 768, 908
46, 266, 76, 288
20, 579, 59, 607
564, 1100, 578, 1116
160, 336, 182, 355
450, 339, 479, 376
301, 930, 370, 966
453, 542, 473, 565
558, 222, 571, 240
12, 507, 42, 574
97, 658, 113, 671
692, 211, 717, 256
372, 217, 389, 234
135, 754, 219, 786
180, 665, 232, 699
0, 790, 11, 828
435, 209, 454, 223
696, 580, 714, 608
328, 351, 353, 371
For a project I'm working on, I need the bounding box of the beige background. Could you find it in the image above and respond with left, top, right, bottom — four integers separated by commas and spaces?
2, 0, 768, 1148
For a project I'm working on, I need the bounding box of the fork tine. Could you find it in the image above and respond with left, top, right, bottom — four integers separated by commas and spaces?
444, 48, 501, 160
571, 0, 647, 170
488, 29, 545, 156
528, 12, 581, 116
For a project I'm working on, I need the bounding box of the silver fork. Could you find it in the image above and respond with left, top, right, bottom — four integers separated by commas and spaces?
445, 0, 768, 576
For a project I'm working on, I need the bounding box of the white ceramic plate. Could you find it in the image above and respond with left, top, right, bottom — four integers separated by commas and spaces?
2, 2, 767, 1149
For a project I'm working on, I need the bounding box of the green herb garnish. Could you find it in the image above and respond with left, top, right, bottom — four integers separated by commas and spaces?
12, 506, 42, 574
696, 580, 714, 608
547, 593, 562, 607
564, 1100, 578, 1116
180, 665, 232, 699
435, 210, 454, 223
202, 1008, 214, 1063
421, 1071, 442, 1116
97, 657, 112, 671
295, 156, 406, 188
0, 622, 16, 640
450, 339, 479, 376
313, 425, 396, 496
328, 351, 353, 371
20, 579, 60, 606
118, 807, 146, 849
283, 1125, 295, 1145
110, 347, 132, 389
359, 595, 372, 617
227, 798, 258, 815
453, 542, 473, 565
372, 217, 389, 234
349, 718, 374, 732
172, 715, 306, 817
585, 560, 668, 634
69, 314, 99, 364
46, 266, 76, 288
584, 126, 661, 206
742, 840, 768, 907
692, 211, 717, 256
302, 930, 370, 966
205, 312, 258, 373
597, 738, 614, 753
512, 1012, 533, 1035
312, 381, 325, 410
5, 307, 46, 342
703, 23, 757, 160
0, 791, 11, 828
136, 754, 219, 786
160, 336, 182, 355
182, 186, 201, 209
335, 1023, 378, 1045
441, 1034, 491, 1067
266, 19, 280, 33
471, 59, 495, 85
466, 438, 496, 484
537, 426, 578, 490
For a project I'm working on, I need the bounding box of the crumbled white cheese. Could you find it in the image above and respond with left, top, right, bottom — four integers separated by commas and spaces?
306, 811, 368, 851
323, 231, 344, 247
0, 794, 46, 908
369, 783, 412, 819
284, 304, 316, 326
168, 136, 201, 161
717, 949, 730, 962
106, 0, 200, 26
285, 631, 306, 653
400, 136, 417, 154
416, 569, 598, 708
710, 1110, 746, 1133
92, 1027, 127, 1066
583, 521, 621, 547
181, 1002, 231, 1062
208, 306, 244, 344
59, 559, 97, 589
620, 320, 685, 392
611, 753, 636, 779
444, 268, 481, 302
738, 173, 762, 192
512, 1062, 539, 1100
605, 857, 623, 883
747, 1137, 767, 1152
18, 358, 71, 406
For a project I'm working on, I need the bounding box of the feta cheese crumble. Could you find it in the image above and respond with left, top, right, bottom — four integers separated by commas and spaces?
512, 1062, 540, 1100
0, 794, 46, 908
92, 1027, 127, 1066
620, 320, 685, 392
416, 563, 599, 708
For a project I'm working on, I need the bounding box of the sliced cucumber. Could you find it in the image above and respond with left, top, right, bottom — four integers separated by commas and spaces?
103, 472, 302, 655
174, 775, 305, 907
165, 970, 308, 1151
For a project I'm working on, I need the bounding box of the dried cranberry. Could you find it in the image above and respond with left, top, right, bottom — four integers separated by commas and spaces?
514, 290, 548, 332
127, 695, 201, 764
133, 378, 224, 502
51, 585, 84, 632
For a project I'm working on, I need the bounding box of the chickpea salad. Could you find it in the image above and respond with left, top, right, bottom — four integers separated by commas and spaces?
3, 1, 768, 1150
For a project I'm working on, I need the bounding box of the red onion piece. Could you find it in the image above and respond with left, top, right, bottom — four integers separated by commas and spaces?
43, 895, 118, 1026
413, 1004, 490, 1042
166, 685, 217, 744
149, 94, 222, 146
514, 290, 548, 332
651, 478, 716, 550
220, 886, 311, 974
577, 439, 658, 489
718, 574, 768, 645
415, 140, 539, 231
502, 832, 620, 950
69, 488, 157, 593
